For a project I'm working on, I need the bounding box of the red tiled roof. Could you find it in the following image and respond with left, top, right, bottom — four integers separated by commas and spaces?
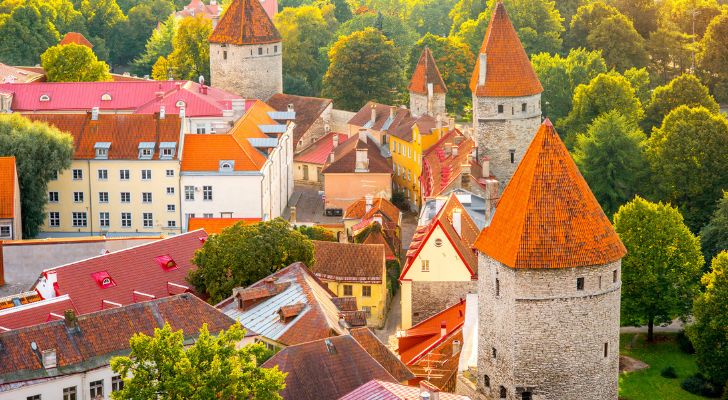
59, 32, 93, 48
474, 120, 626, 269
469, 2, 543, 97
24, 113, 181, 160
420, 129, 484, 198
350, 327, 415, 382
331, 296, 358, 312
408, 47, 447, 95
267, 94, 332, 151
0, 63, 44, 83
398, 299, 465, 365
208, 0, 281, 45
0, 295, 75, 331
294, 132, 348, 165
0, 156, 17, 219
340, 379, 470, 400
175, 0, 220, 19
32, 230, 207, 315
348, 102, 438, 142
312, 241, 385, 283
345, 197, 401, 223
187, 217, 261, 234
362, 230, 397, 261
321, 135, 392, 174
261, 334, 398, 400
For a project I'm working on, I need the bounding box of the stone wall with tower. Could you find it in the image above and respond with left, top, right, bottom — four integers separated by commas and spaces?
210, 42, 282, 101
410, 91, 447, 119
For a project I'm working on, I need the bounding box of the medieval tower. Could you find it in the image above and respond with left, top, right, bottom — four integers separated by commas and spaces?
470, 2, 542, 188
208, 0, 283, 101
408, 47, 447, 118
474, 119, 627, 400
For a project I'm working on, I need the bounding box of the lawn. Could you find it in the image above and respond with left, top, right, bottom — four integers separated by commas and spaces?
619, 333, 705, 400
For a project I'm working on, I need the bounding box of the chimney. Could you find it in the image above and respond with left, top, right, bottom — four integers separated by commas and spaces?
440, 321, 447, 337
329, 152, 335, 163
64, 309, 78, 330
452, 208, 462, 238
478, 53, 487, 86
355, 148, 369, 172
332, 134, 339, 148
91, 107, 99, 121
452, 145, 458, 157
289, 206, 296, 224
370, 104, 377, 126
452, 339, 462, 356
287, 103, 294, 113
390, 106, 396, 120
198, 75, 205, 86
365, 195, 373, 213
358, 128, 368, 144
461, 163, 471, 188
325, 338, 337, 354
159, 105, 165, 119
419, 381, 440, 400
482, 157, 490, 177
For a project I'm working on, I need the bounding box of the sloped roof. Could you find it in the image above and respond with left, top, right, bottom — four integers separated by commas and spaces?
0, 295, 75, 331
469, 2, 543, 97
24, 113, 181, 160
267, 93, 332, 151
348, 102, 438, 142
340, 379, 471, 400
421, 129, 484, 198
261, 334, 398, 400
362, 230, 397, 261
59, 32, 93, 48
344, 197, 401, 224
474, 120, 626, 269
321, 135, 391, 174
311, 241, 385, 283
0, 63, 44, 83
175, 0, 220, 19
294, 132, 348, 165
187, 217, 261, 234
349, 328, 415, 382
398, 299, 465, 365
208, 0, 281, 45
0, 157, 16, 219
408, 47, 447, 95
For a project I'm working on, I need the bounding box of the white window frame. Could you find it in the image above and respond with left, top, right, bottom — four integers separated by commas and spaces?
99, 212, 109, 228
49, 191, 59, 203
143, 213, 153, 228
97, 169, 108, 180
72, 212, 87, 227
121, 212, 132, 228
142, 192, 152, 203
72, 169, 83, 180
99, 192, 109, 203
184, 186, 195, 201
203, 186, 212, 201
120, 169, 130, 180
49, 212, 60, 227
120, 192, 130, 203
73, 192, 84, 203
141, 170, 152, 180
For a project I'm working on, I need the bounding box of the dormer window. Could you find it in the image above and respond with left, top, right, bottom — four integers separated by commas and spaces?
91, 271, 116, 288
39, 94, 50, 102
101, 93, 112, 101
159, 142, 177, 159
138, 142, 155, 159
219, 160, 235, 172
94, 142, 111, 159
176, 100, 186, 108
154, 255, 178, 271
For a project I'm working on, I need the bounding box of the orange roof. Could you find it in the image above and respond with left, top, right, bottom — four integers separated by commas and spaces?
59, 32, 93, 48
0, 156, 17, 219
398, 299, 465, 365
408, 47, 447, 95
187, 217, 261, 234
229, 100, 277, 140
469, 2, 543, 97
208, 0, 281, 45
474, 120, 626, 269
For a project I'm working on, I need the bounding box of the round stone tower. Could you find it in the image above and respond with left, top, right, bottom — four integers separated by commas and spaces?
408, 46, 447, 118
470, 1, 543, 189
474, 120, 627, 400
209, 0, 282, 100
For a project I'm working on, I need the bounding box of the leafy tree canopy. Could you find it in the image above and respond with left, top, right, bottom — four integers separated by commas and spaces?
167, 15, 211, 82
698, 8, 728, 88
109, 0, 175, 65
80, 0, 126, 47
408, 0, 457, 37
646, 27, 695, 85
336, 11, 418, 57
295, 225, 338, 241
585, 12, 649, 70
659, 0, 722, 38
622, 67, 650, 106
608, 0, 658, 37
643, 73, 719, 133
132, 13, 178, 76
567, 1, 621, 49
700, 192, 728, 265
0, 4, 60, 65
448, 0, 486, 35
41, 43, 111, 82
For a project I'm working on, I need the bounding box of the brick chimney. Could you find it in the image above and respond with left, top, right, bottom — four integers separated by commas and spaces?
370, 104, 377, 126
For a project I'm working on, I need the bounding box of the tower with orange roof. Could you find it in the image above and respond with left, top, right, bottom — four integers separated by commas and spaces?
474, 120, 625, 400
408, 47, 448, 118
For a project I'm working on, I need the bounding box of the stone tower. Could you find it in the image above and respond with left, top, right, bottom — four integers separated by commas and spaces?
208, 0, 282, 101
470, 1, 543, 188
408, 47, 447, 118
474, 120, 627, 400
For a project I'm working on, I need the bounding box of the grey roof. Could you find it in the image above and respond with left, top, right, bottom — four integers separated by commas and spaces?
159, 142, 177, 148
420, 188, 489, 230
138, 142, 155, 149
247, 137, 280, 148
94, 142, 111, 149
267, 111, 296, 120
258, 124, 288, 134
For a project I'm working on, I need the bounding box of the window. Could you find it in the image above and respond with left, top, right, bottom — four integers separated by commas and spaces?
121, 212, 131, 227
26, 395, 41, 400
203, 213, 213, 218
165, 169, 174, 177
120, 169, 130, 180
50, 170, 58, 180
112, 375, 124, 392
185, 186, 195, 201
96, 148, 108, 159
196, 127, 206, 134
343, 285, 353, 296
89, 380, 103, 399
613, 269, 618, 283
0, 225, 10, 238
599, 275, 602, 289
495, 278, 500, 296
99, 212, 109, 228
484, 375, 490, 388
521, 103, 527, 112
143, 213, 153, 227
522, 392, 532, 400
604, 342, 609, 357
139, 148, 153, 159
49, 191, 59, 202
40, 94, 50, 102
421, 260, 430, 272
274, 45, 278, 52
161, 148, 174, 158
499, 386, 507, 399
258, 47, 263, 55
223, 50, 227, 60
72, 169, 83, 180
362, 306, 372, 317
362, 286, 371, 297
141, 169, 152, 180
49, 212, 60, 227
497, 105, 504, 114
72, 212, 87, 227
73, 191, 84, 203
167, 220, 177, 228
492, 347, 497, 358
509, 149, 515, 163
142, 192, 152, 203
98, 169, 108, 180
121, 192, 131, 203
167, 204, 175, 212
577, 277, 585, 291
166, 187, 175, 195
203, 186, 212, 200
99, 192, 108, 203
63, 386, 77, 400
101, 93, 112, 101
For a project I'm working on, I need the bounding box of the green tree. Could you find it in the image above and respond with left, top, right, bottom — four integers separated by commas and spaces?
623, 67, 651, 106
573, 111, 647, 217
31, 0, 87, 35
451, 10, 488, 57
110, 0, 175, 65
559, 72, 643, 146
648, 106, 728, 232
296, 225, 337, 241
408, 0, 456, 37
41, 43, 111, 82
331, 0, 353, 23
687, 251, 728, 387
660, 0, 722, 38
188, 218, 315, 303
647, 28, 695, 85
167, 15, 212, 82
567, 1, 621, 49
448, 0, 486, 35
700, 192, 728, 265
110, 323, 286, 400
0, 114, 73, 238
132, 14, 177, 76
698, 9, 728, 99
336, 12, 418, 57
553, 0, 582, 26
80, 0, 125, 45
585, 12, 649, 70
322, 28, 401, 111
614, 196, 704, 342
151, 55, 171, 80
608, 0, 658, 37
643, 74, 720, 133
0, 4, 60, 65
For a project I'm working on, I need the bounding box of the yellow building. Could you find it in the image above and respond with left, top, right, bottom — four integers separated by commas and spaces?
26, 113, 183, 237
311, 240, 388, 328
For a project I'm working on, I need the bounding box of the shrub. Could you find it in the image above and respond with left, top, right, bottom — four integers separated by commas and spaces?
681, 373, 722, 397
677, 330, 696, 354
661, 366, 678, 379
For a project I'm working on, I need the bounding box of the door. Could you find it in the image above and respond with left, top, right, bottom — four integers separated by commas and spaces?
303, 165, 309, 181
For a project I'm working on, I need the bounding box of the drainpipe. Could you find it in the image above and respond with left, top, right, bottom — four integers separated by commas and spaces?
87, 160, 94, 236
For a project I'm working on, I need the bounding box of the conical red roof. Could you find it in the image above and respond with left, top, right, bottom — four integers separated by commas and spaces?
208, 0, 281, 45
469, 1, 542, 97
408, 47, 447, 95
474, 119, 626, 269
59, 32, 93, 48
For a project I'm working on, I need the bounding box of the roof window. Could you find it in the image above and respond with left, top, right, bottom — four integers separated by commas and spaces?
91, 271, 116, 288
219, 160, 235, 172
101, 93, 112, 101
176, 100, 186, 108
159, 142, 177, 160
39, 94, 50, 102
138, 142, 155, 159
154, 255, 178, 271
94, 142, 111, 159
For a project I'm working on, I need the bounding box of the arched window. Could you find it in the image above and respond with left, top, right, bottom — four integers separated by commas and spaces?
434, 238, 443, 247
176, 100, 186, 108
101, 93, 112, 101
221, 162, 232, 170
500, 386, 507, 399
39, 94, 50, 102
484, 375, 490, 387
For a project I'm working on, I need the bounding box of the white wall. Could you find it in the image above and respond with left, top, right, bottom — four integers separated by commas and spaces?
0, 365, 117, 400
180, 174, 263, 228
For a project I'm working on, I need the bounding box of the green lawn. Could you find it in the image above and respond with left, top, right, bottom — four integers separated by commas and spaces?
619, 333, 705, 400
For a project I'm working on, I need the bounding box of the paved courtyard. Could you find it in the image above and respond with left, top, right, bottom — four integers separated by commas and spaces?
284, 183, 342, 225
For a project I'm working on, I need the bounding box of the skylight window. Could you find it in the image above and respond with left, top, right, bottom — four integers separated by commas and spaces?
154, 255, 178, 271
176, 100, 186, 108
101, 93, 112, 101
39, 94, 50, 102
91, 271, 116, 289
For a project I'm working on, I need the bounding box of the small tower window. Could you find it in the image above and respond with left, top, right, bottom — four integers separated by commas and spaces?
274, 45, 278, 53
522, 392, 532, 400
258, 47, 263, 55
613, 269, 618, 283
509, 149, 515, 163
497, 104, 504, 114
495, 278, 500, 296
522, 102, 527, 112
577, 277, 585, 291
484, 375, 490, 387
223, 51, 227, 60
500, 386, 507, 399
491, 347, 497, 358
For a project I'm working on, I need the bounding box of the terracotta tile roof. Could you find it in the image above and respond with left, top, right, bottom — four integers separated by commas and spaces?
31, 230, 207, 316
187, 217, 261, 234
0, 63, 44, 83
24, 113, 181, 160
321, 135, 392, 174
0, 294, 235, 385
261, 334, 398, 400
312, 241, 386, 283
0, 295, 74, 331
345, 197, 401, 224
294, 132, 348, 165
362, 230, 397, 261
0, 156, 16, 219
408, 47, 447, 95
421, 129, 484, 198
59, 32, 93, 48
331, 296, 358, 312
208, 0, 281, 45
474, 120, 626, 269
398, 299, 465, 365
406, 329, 464, 390
267, 94, 332, 151
340, 379, 471, 399
175, 0, 220, 19
349, 327, 415, 382
348, 102, 438, 142
469, 2, 543, 97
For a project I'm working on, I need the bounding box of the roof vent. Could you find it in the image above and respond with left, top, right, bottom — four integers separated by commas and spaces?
324, 338, 337, 355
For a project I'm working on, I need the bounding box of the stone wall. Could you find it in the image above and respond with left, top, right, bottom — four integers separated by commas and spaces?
210, 42, 282, 101
476, 253, 621, 400
411, 279, 477, 325
410, 92, 446, 118
297, 103, 333, 152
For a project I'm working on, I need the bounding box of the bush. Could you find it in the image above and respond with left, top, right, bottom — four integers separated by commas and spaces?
681, 373, 722, 397
391, 191, 408, 211
677, 330, 696, 354
661, 366, 678, 379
